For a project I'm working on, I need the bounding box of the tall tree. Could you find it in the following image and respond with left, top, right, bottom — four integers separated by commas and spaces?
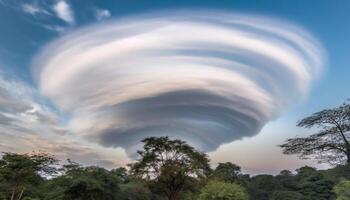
211, 162, 242, 183
0, 152, 59, 200
129, 137, 211, 200
280, 101, 350, 165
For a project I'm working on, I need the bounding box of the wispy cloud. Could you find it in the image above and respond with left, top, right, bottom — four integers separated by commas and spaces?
41, 24, 66, 33
95, 8, 111, 21
52, 0, 74, 25
0, 71, 127, 168
17, 1, 68, 33
21, 2, 50, 16
0, 72, 62, 137
33, 11, 325, 158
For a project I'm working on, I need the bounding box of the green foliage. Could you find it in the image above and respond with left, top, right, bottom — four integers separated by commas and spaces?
296, 166, 335, 200
248, 174, 279, 200
41, 176, 70, 200
270, 191, 305, 200
0, 152, 59, 200
198, 180, 248, 200
22, 198, 40, 200
39, 163, 121, 200
118, 182, 154, 200
130, 136, 211, 200
0, 191, 6, 200
111, 167, 129, 183
275, 170, 298, 191
1, 136, 350, 200
333, 179, 350, 200
324, 165, 350, 182
212, 162, 241, 182
54, 166, 120, 200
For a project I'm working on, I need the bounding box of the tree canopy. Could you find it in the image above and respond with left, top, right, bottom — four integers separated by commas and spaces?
198, 180, 248, 200
129, 136, 211, 200
333, 179, 350, 200
211, 162, 242, 183
0, 131, 349, 200
280, 101, 350, 165
0, 152, 59, 200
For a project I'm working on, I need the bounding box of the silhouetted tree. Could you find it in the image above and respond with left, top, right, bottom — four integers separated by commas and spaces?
280, 101, 350, 165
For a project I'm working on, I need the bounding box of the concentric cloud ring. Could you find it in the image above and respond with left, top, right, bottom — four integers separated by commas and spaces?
33, 11, 325, 157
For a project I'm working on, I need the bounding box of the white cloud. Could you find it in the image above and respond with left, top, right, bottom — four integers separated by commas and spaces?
0, 73, 62, 136
22, 3, 40, 15
42, 24, 66, 33
19, 2, 66, 33
0, 72, 128, 168
33, 11, 325, 157
52, 0, 74, 25
96, 9, 111, 21
21, 3, 50, 15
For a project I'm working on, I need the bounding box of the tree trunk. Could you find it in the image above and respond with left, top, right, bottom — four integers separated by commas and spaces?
168, 194, 178, 200
168, 191, 180, 200
17, 188, 25, 200
346, 151, 350, 165
345, 145, 350, 165
10, 187, 16, 200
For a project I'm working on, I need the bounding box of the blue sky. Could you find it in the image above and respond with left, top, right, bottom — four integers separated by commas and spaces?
0, 0, 349, 174
1, 0, 349, 108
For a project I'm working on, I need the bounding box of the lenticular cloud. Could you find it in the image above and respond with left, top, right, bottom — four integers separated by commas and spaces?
33, 11, 325, 157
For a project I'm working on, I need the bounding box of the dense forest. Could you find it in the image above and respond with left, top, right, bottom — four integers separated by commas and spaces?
0, 103, 349, 200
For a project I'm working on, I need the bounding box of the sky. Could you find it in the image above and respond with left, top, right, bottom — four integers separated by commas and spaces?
0, 0, 349, 174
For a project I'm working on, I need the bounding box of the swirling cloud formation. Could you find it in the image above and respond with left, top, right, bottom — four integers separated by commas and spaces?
33, 11, 325, 157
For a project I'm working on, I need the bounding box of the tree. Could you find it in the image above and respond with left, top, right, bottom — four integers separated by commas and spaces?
111, 167, 129, 183
0, 152, 59, 200
41, 161, 120, 200
248, 175, 279, 200
198, 180, 248, 200
324, 165, 350, 182
117, 182, 154, 200
275, 170, 298, 191
296, 166, 335, 200
333, 179, 350, 200
64, 167, 120, 200
212, 162, 242, 183
129, 137, 211, 200
280, 101, 350, 165
270, 191, 305, 200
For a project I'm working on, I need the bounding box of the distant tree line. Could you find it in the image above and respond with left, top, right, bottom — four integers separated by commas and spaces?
0, 101, 349, 200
